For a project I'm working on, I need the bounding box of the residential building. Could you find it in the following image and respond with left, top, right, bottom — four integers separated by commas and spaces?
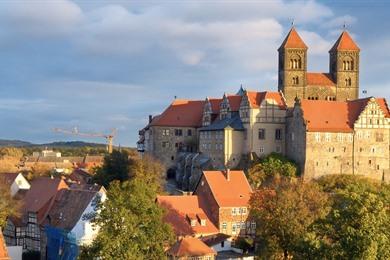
167, 236, 217, 260
286, 97, 390, 181
0, 173, 30, 197
278, 27, 360, 106
193, 170, 254, 237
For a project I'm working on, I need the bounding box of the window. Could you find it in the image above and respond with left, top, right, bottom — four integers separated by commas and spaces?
345, 78, 352, 86
174, 129, 183, 136
251, 222, 256, 230
292, 76, 299, 85
232, 223, 237, 234
315, 133, 321, 142
187, 129, 192, 136
162, 142, 170, 148
231, 208, 237, 216
222, 222, 227, 230
325, 133, 331, 142
221, 241, 225, 248
258, 129, 266, 139
162, 129, 170, 136
259, 147, 265, 153
275, 129, 282, 140
241, 207, 247, 215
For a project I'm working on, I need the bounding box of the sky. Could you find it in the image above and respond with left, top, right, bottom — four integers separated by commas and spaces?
0, 0, 389, 147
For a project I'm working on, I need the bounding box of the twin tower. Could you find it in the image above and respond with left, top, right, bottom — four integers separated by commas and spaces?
278, 27, 360, 106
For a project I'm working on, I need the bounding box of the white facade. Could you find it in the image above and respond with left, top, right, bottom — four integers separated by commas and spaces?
10, 173, 30, 197
70, 188, 107, 245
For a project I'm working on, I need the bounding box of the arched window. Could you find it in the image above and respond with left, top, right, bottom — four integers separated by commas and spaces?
345, 78, 352, 86
292, 76, 299, 85
343, 56, 354, 71
290, 55, 302, 69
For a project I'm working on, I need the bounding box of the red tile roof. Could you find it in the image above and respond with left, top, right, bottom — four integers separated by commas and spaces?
306, 73, 335, 86
167, 237, 216, 257
300, 97, 389, 132
201, 170, 252, 207
0, 231, 10, 260
246, 91, 287, 109
150, 99, 205, 127
278, 27, 308, 50
209, 98, 222, 113
227, 95, 242, 111
157, 195, 219, 237
330, 30, 360, 52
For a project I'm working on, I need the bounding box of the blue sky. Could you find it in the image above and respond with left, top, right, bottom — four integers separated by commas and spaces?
0, 0, 389, 147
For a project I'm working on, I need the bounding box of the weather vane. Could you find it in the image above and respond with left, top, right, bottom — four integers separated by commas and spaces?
291, 19, 295, 27
343, 21, 347, 30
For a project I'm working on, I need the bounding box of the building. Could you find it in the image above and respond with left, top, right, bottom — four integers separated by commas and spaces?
193, 170, 255, 237
278, 27, 360, 106
0, 231, 10, 260
167, 236, 217, 260
286, 97, 390, 181
0, 173, 30, 197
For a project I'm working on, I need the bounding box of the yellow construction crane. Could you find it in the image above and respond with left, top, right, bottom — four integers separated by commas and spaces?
53, 127, 117, 153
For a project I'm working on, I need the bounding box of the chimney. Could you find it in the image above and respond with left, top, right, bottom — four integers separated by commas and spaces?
225, 168, 230, 181
148, 115, 153, 123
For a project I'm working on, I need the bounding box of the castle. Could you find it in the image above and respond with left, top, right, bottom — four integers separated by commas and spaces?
138, 28, 390, 186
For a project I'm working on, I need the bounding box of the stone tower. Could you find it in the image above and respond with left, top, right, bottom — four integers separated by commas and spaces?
278, 27, 308, 107
329, 30, 360, 101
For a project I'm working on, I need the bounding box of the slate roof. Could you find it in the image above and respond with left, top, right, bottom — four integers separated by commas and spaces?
199, 114, 244, 131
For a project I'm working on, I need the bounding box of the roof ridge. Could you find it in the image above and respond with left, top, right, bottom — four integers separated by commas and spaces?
278, 27, 308, 50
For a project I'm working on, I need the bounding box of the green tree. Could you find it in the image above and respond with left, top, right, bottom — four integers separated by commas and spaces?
93, 150, 131, 187
248, 153, 299, 188
130, 155, 166, 193
300, 176, 390, 259
250, 179, 329, 259
80, 179, 174, 259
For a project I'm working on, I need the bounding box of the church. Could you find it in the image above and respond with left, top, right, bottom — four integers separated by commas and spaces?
278, 27, 360, 106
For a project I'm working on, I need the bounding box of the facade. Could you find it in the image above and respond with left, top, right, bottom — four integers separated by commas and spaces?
278, 27, 360, 107
286, 97, 390, 181
193, 170, 254, 237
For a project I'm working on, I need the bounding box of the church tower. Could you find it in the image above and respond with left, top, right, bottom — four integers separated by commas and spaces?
278, 27, 308, 107
329, 30, 360, 101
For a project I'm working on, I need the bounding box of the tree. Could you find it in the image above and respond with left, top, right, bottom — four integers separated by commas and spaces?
0, 182, 21, 228
247, 153, 299, 188
250, 179, 329, 259
93, 150, 131, 187
80, 179, 174, 259
300, 175, 390, 259
129, 155, 166, 193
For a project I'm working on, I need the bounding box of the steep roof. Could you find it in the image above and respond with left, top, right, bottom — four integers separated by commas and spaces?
299, 97, 389, 132
330, 30, 360, 52
201, 171, 252, 207
306, 73, 335, 86
157, 195, 219, 236
226, 95, 242, 111
20, 177, 69, 224
150, 99, 205, 127
278, 27, 308, 50
246, 91, 287, 109
167, 237, 216, 257
209, 98, 222, 114
46, 188, 99, 231
0, 231, 10, 260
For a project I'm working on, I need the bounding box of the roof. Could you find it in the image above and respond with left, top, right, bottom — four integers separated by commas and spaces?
150, 99, 205, 127
199, 114, 244, 131
330, 30, 360, 52
278, 27, 307, 50
208, 98, 222, 114
157, 195, 219, 236
19, 177, 69, 224
167, 237, 216, 257
246, 91, 287, 109
0, 231, 10, 260
84, 155, 104, 163
201, 233, 231, 247
201, 171, 252, 207
46, 188, 98, 231
299, 97, 389, 132
0, 173, 19, 186
306, 73, 335, 86
226, 95, 242, 111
